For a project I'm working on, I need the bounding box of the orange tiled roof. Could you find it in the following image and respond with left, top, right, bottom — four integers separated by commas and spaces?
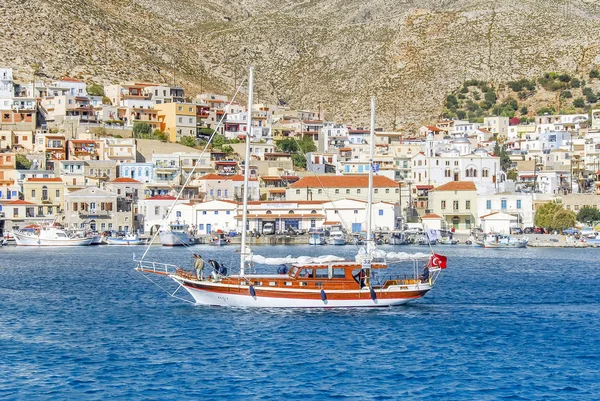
147, 195, 176, 200
289, 175, 398, 189
6, 200, 34, 205
60, 77, 84, 83
421, 213, 442, 219
26, 178, 62, 183
431, 181, 477, 191
111, 177, 141, 183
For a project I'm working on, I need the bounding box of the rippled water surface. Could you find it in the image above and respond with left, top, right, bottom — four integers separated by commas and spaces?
1, 244, 599, 400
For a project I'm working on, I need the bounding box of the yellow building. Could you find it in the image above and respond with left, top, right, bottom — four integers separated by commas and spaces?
154, 103, 197, 142
22, 177, 65, 218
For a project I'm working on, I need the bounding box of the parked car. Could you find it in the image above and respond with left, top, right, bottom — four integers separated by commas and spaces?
510, 227, 523, 234
523, 227, 535, 234
534, 227, 545, 234
562, 228, 580, 235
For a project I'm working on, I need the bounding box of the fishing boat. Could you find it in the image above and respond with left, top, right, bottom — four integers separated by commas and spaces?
438, 237, 458, 245
210, 231, 230, 246
328, 228, 347, 245
389, 230, 409, 245
105, 233, 144, 245
480, 233, 528, 248
136, 70, 447, 308
12, 225, 93, 246
308, 229, 326, 245
159, 222, 193, 246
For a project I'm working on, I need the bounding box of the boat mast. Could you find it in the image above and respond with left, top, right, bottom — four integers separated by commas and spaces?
240, 67, 254, 276
366, 96, 375, 254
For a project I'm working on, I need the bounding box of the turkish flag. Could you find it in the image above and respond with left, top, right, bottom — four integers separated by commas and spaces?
429, 253, 447, 269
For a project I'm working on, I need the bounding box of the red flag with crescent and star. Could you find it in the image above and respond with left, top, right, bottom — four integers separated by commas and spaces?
429, 253, 447, 269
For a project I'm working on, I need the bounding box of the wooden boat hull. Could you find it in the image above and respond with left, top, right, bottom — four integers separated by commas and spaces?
171, 276, 430, 308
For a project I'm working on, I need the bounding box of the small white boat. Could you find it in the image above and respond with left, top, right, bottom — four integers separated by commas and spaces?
106, 234, 144, 245
438, 237, 458, 245
159, 222, 194, 246
12, 226, 93, 246
481, 233, 528, 248
328, 230, 347, 245
308, 230, 326, 245
210, 232, 230, 246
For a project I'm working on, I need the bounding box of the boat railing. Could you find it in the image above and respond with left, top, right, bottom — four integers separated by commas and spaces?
136, 260, 180, 276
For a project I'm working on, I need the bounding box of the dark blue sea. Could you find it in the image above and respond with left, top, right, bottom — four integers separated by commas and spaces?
1, 244, 599, 400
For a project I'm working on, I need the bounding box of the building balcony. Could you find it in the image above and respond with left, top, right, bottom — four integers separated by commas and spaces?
79, 210, 112, 218
0, 178, 14, 185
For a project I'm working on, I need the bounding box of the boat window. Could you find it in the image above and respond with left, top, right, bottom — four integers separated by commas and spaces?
333, 268, 345, 278
284, 282, 293, 286
298, 269, 313, 278
290, 266, 299, 276
269, 282, 277, 286
315, 269, 328, 278
299, 282, 308, 286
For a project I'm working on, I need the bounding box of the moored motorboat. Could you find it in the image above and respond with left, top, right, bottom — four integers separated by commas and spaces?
106, 233, 144, 245
159, 222, 194, 246
210, 232, 230, 246
481, 233, 528, 248
389, 230, 409, 245
328, 229, 347, 245
308, 229, 326, 245
12, 225, 93, 246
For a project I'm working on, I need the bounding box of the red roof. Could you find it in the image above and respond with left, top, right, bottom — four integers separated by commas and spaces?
7, 200, 34, 205
431, 181, 477, 191
198, 173, 223, 180
147, 195, 176, 200
289, 175, 399, 189
26, 178, 62, 183
421, 213, 442, 219
426, 126, 443, 132
111, 177, 141, 183
416, 185, 434, 190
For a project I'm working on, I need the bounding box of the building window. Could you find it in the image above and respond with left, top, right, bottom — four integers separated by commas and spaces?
318, 189, 322, 194
465, 219, 471, 229
354, 210, 358, 214
441, 200, 446, 209
357, 189, 361, 194
486, 200, 491, 209
176, 211, 181, 217
574, 205, 579, 211
56, 190, 60, 198
346, 189, 350, 194
466, 200, 471, 210
334, 189, 339, 194
516, 200, 522, 209
203, 211, 207, 215
226, 211, 230, 215
385, 189, 390, 194
501, 199, 507, 209
31, 189, 36, 198
374, 189, 379, 194
296, 189, 300, 195
378, 210, 383, 216
215, 211, 218, 215
453, 200, 459, 210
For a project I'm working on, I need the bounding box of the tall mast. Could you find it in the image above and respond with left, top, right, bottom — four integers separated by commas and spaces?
366, 96, 375, 253
240, 67, 254, 276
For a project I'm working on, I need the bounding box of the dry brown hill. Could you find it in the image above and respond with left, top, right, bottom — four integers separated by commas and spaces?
4, 0, 600, 129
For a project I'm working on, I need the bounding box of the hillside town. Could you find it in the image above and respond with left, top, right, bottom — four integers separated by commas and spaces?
1, 66, 600, 240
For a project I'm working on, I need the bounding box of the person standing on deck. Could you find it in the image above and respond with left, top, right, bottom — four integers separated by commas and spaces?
194, 254, 205, 280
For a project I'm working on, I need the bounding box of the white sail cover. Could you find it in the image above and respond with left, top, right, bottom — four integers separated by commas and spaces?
248, 248, 431, 265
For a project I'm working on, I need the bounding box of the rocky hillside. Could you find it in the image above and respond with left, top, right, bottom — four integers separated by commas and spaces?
4, 0, 600, 129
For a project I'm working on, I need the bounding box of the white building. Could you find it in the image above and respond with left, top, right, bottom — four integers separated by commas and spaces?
477, 193, 534, 228
138, 195, 189, 234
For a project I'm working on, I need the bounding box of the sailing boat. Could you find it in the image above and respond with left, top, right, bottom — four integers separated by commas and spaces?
137, 69, 447, 307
